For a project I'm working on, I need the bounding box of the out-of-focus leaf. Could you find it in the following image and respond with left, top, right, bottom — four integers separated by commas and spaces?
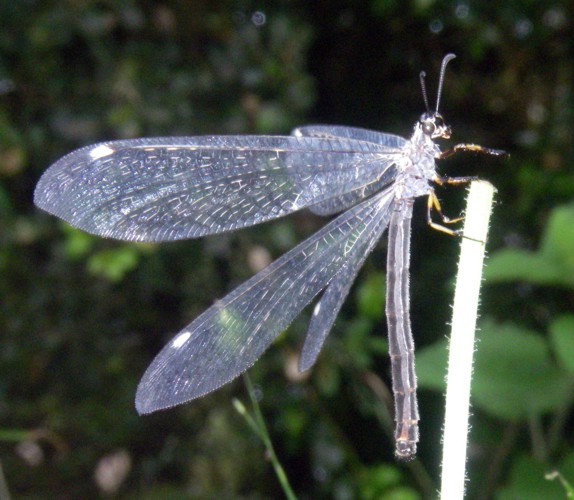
356, 271, 386, 321
315, 361, 341, 397
60, 226, 154, 282
418, 320, 570, 419
472, 320, 570, 419
415, 338, 448, 391
87, 246, 142, 282
0, 429, 34, 442
497, 454, 566, 500
540, 204, 574, 271
356, 463, 420, 500
61, 225, 95, 258
548, 315, 574, 374
483, 248, 563, 285
281, 406, 309, 441
484, 203, 574, 289
343, 317, 387, 370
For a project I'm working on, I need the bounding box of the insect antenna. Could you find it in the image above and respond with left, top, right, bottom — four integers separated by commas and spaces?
435, 53, 457, 112
419, 70, 431, 113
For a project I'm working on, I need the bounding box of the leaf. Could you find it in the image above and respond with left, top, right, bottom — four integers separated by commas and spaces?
415, 338, 448, 391
540, 204, 574, 272
356, 463, 420, 500
472, 320, 570, 419
483, 248, 563, 286
356, 271, 386, 321
484, 203, 574, 289
61, 224, 95, 258
343, 317, 382, 370
497, 454, 566, 500
417, 320, 571, 420
548, 315, 574, 374
87, 246, 142, 282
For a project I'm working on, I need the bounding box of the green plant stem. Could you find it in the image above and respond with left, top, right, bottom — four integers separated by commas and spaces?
545, 471, 574, 498
440, 181, 495, 499
233, 374, 297, 500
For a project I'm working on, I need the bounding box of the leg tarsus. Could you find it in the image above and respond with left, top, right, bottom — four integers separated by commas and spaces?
427, 190, 464, 227
438, 143, 508, 160
433, 174, 479, 186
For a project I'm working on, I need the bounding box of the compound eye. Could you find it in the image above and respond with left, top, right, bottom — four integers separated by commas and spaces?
422, 121, 435, 135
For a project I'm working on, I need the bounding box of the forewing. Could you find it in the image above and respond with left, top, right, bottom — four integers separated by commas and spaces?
292, 124, 407, 149
34, 135, 393, 242
135, 188, 394, 414
308, 164, 396, 216
293, 125, 405, 215
299, 190, 395, 371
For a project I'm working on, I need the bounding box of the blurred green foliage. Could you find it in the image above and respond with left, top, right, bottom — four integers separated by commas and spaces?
1, 0, 574, 498
418, 319, 572, 418
484, 202, 574, 288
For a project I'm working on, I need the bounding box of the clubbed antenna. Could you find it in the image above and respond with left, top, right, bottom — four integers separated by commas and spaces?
419, 54, 457, 114
419, 70, 430, 113
435, 53, 456, 112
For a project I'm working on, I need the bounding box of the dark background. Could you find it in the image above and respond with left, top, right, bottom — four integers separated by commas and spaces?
1, 1, 573, 498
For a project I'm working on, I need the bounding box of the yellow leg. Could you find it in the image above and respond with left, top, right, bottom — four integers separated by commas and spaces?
426, 191, 463, 236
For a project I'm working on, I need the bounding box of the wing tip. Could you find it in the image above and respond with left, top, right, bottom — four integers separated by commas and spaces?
135, 382, 172, 415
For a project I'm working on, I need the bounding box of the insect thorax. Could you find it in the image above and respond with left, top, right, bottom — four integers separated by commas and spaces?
393, 124, 439, 201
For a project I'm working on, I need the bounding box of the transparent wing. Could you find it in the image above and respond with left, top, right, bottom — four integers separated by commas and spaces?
298, 193, 395, 372
292, 124, 408, 148
34, 135, 402, 242
293, 125, 406, 215
308, 169, 396, 216
135, 188, 394, 414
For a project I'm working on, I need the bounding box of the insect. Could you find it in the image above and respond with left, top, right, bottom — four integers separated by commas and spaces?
34, 54, 505, 460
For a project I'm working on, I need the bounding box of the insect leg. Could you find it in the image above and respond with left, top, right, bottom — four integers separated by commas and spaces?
426, 190, 463, 236
438, 143, 508, 160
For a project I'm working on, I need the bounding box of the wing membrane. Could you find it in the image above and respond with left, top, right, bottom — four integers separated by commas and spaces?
293, 125, 405, 215
308, 166, 396, 216
34, 135, 402, 242
299, 192, 395, 371
292, 124, 407, 148
135, 188, 394, 414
